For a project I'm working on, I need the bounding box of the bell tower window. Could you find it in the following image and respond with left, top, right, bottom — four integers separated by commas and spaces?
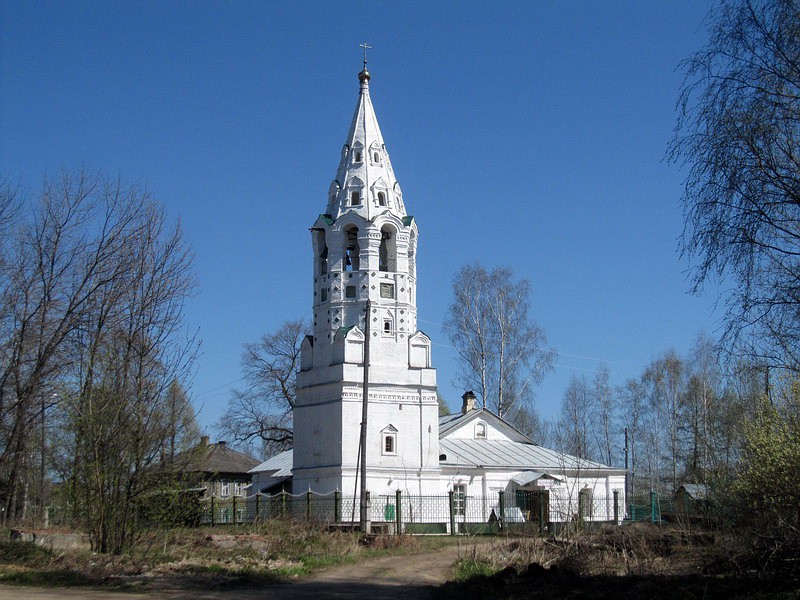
344, 227, 360, 271
314, 229, 328, 276
377, 192, 387, 206
379, 226, 397, 272
351, 191, 360, 206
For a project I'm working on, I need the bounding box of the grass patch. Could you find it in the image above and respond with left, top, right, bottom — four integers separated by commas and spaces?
0, 568, 95, 587
0, 540, 54, 566
452, 558, 495, 581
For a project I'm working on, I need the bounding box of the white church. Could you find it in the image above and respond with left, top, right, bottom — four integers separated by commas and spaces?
251, 60, 626, 526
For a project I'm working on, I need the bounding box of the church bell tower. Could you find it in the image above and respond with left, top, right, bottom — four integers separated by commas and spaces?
293, 58, 440, 496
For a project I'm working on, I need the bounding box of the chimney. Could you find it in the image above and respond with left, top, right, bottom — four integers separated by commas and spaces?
462, 391, 477, 414
200, 435, 209, 447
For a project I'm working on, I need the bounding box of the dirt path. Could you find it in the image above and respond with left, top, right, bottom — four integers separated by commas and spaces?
0, 539, 487, 600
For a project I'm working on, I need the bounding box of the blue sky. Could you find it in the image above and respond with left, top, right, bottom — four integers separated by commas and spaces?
1, 1, 720, 435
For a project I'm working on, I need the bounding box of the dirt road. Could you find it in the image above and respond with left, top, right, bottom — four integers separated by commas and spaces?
0, 539, 483, 600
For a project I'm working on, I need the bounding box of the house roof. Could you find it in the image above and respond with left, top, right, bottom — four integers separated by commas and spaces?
678, 483, 708, 499
175, 441, 260, 475
439, 438, 623, 474
250, 450, 293, 478
439, 408, 535, 444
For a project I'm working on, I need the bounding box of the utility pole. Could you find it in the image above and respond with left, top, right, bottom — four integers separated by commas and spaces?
359, 299, 371, 533
624, 427, 629, 502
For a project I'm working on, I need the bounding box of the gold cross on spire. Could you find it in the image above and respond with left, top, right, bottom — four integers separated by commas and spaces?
359, 42, 372, 70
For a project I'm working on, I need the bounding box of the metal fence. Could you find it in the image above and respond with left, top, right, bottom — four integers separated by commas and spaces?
193, 489, 624, 534
43, 489, 649, 534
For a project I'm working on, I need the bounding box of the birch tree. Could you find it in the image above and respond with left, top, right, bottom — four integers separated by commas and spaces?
444, 264, 553, 418
672, 0, 800, 369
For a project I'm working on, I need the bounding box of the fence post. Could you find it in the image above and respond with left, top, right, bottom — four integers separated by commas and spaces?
448, 491, 456, 536
306, 490, 312, 521
233, 495, 237, 525
211, 496, 215, 527
255, 493, 260, 523
281, 491, 287, 517
613, 490, 619, 524
650, 490, 657, 524
498, 491, 506, 531
539, 492, 546, 535
365, 491, 371, 533
395, 490, 402, 535
334, 490, 341, 523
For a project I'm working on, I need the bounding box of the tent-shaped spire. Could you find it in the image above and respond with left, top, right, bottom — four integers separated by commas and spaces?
326, 66, 406, 221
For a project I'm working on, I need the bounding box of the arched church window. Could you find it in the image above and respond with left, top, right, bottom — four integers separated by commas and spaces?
354, 151, 362, 163
381, 426, 398, 456
377, 192, 386, 206
408, 230, 416, 279
314, 229, 328, 276
351, 191, 360, 206
373, 152, 380, 163
344, 227, 360, 271
379, 226, 396, 272
319, 247, 328, 275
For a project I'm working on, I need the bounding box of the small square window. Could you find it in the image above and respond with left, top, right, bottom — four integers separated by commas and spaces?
345, 285, 356, 298
380, 283, 394, 299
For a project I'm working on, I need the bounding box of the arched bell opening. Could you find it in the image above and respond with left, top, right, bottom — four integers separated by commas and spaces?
344, 226, 360, 271
379, 225, 397, 273
314, 229, 328, 276
408, 229, 417, 279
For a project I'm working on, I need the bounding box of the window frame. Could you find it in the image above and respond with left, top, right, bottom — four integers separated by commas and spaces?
381, 427, 398, 456
453, 484, 466, 516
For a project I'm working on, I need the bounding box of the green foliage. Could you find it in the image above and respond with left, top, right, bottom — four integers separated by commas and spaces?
452, 558, 496, 581
730, 400, 800, 530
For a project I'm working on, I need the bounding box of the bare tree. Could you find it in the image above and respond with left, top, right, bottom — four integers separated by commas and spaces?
218, 319, 307, 457
683, 333, 721, 481
672, 0, 800, 369
444, 264, 554, 418
0, 170, 198, 549
62, 176, 197, 553
591, 364, 616, 466
643, 351, 685, 492
617, 377, 647, 495
557, 374, 593, 460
